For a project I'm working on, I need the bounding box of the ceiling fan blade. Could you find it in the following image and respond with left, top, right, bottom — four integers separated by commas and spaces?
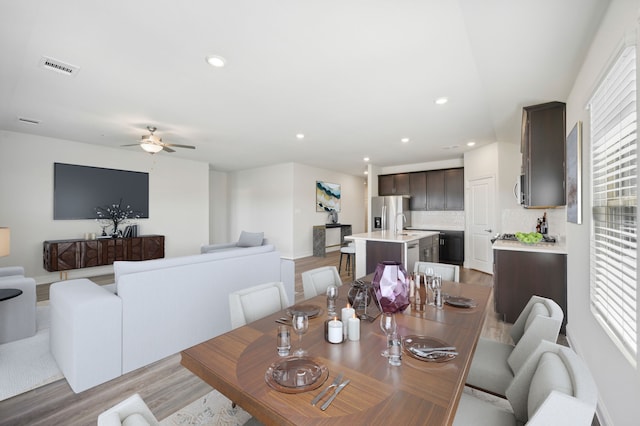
162, 146, 176, 153
164, 143, 196, 149
121, 143, 141, 147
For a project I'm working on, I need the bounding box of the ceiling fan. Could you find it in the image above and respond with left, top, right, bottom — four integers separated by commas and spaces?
122, 126, 196, 154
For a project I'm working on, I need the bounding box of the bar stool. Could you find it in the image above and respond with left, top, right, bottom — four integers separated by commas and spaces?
339, 243, 355, 277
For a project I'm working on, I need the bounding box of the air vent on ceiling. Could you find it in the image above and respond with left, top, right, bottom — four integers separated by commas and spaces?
39, 56, 80, 76
18, 117, 40, 125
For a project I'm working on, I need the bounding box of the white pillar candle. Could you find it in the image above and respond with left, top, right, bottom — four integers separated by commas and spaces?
341, 304, 355, 337
328, 319, 343, 343
348, 315, 360, 341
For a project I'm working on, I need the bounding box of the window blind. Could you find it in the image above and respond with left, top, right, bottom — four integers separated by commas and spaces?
590, 44, 638, 364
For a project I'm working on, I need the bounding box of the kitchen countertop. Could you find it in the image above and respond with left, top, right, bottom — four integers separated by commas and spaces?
345, 230, 439, 243
492, 239, 567, 255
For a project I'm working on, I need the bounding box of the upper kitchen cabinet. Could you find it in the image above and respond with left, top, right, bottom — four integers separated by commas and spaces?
409, 172, 427, 210
521, 101, 566, 208
379, 173, 410, 195
425, 168, 464, 211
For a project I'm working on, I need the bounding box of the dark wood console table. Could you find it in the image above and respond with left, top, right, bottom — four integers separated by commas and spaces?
43, 235, 165, 272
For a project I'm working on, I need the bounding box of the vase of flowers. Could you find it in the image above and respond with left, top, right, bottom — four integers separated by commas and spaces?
95, 199, 140, 238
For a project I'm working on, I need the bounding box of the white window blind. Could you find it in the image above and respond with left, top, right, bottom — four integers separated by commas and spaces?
590, 44, 638, 364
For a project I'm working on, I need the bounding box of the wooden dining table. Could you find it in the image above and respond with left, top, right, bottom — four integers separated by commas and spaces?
181, 280, 492, 426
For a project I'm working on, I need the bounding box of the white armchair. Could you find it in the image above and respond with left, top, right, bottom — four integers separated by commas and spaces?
454, 341, 597, 426
0, 266, 36, 344
301, 266, 343, 300
466, 295, 564, 396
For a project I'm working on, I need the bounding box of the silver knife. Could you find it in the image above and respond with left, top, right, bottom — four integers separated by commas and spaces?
311, 373, 343, 406
320, 379, 350, 411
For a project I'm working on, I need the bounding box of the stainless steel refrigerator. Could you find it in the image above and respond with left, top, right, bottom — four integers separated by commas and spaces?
371, 196, 411, 233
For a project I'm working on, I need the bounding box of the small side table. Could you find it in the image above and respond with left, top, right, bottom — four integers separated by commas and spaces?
0, 288, 22, 302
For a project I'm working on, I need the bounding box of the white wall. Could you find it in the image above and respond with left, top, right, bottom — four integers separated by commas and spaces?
293, 163, 366, 258
208, 169, 229, 244
227, 162, 366, 259
564, 1, 640, 424
0, 131, 209, 283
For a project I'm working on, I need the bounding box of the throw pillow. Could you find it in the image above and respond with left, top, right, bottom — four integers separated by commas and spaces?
237, 231, 264, 247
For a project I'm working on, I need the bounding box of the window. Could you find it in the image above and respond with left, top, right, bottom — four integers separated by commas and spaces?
589, 44, 638, 365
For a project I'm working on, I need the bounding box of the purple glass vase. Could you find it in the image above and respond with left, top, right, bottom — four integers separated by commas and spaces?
372, 261, 410, 314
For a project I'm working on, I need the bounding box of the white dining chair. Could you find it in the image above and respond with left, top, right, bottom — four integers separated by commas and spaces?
228, 281, 290, 329
97, 393, 159, 426
466, 295, 564, 396
414, 261, 460, 282
454, 341, 597, 426
301, 266, 343, 300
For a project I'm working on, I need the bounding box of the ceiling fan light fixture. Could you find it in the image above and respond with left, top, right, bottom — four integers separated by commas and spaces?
141, 142, 163, 153
206, 55, 226, 68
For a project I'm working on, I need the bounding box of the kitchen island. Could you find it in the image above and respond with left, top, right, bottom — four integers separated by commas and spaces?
345, 230, 439, 277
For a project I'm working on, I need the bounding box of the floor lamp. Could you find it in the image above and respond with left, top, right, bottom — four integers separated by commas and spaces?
0, 227, 10, 257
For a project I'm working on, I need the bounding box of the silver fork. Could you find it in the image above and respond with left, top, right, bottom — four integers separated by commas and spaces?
311, 373, 343, 406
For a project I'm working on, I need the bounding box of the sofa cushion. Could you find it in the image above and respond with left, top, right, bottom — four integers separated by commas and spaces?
237, 231, 264, 247
527, 352, 573, 417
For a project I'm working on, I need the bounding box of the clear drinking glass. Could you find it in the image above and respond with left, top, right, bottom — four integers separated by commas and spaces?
424, 267, 435, 306
326, 284, 338, 317
387, 332, 402, 366
292, 312, 309, 356
379, 312, 397, 357
276, 325, 291, 356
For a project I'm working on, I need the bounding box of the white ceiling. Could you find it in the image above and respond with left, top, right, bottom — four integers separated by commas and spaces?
0, 0, 609, 175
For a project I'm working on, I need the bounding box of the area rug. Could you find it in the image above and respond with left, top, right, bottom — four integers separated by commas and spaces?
160, 389, 252, 426
0, 304, 63, 402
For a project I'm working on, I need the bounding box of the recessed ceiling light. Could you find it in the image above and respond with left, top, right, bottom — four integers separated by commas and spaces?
363, 157, 370, 162
401, 138, 410, 143
205, 55, 226, 68
435, 97, 448, 105
296, 133, 305, 139
364, 170, 369, 175
467, 141, 476, 147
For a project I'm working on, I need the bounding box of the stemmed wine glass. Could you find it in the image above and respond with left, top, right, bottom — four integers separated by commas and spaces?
379, 312, 397, 357
292, 312, 309, 356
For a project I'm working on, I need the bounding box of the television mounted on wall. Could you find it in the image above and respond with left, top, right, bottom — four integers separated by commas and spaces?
53, 163, 149, 220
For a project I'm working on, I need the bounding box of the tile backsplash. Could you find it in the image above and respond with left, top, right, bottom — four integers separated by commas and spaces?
501, 207, 566, 238
410, 210, 465, 230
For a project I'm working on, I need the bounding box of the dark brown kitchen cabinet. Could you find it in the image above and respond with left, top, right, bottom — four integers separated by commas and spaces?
521, 101, 566, 208
494, 248, 567, 333
409, 172, 427, 210
43, 235, 165, 272
424, 168, 464, 211
378, 173, 410, 195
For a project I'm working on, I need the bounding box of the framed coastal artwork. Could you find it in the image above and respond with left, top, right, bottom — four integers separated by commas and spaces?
316, 181, 341, 212
566, 121, 582, 224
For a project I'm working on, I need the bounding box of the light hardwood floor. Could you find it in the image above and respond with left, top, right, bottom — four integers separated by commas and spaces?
1, 251, 497, 426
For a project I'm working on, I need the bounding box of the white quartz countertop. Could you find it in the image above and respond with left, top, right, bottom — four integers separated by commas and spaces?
492, 239, 567, 255
345, 230, 439, 243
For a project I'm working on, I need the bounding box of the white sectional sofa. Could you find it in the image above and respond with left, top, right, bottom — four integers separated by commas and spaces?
49, 244, 294, 393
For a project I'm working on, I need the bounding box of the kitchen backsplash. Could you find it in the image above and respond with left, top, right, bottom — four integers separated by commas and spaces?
410, 210, 465, 230
501, 207, 566, 238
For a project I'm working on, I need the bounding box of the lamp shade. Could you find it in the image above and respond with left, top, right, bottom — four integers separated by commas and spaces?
0, 227, 10, 257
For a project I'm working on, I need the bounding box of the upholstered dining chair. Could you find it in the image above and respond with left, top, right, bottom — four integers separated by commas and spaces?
414, 261, 460, 282
301, 266, 343, 300
228, 281, 290, 329
97, 393, 159, 426
466, 295, 564, 397
454, 341, 597, 426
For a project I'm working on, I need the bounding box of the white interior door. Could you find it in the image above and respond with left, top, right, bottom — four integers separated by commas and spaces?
468, 176, 495, 274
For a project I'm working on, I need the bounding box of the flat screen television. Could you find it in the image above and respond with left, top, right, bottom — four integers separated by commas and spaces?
54, 163, 149, 220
